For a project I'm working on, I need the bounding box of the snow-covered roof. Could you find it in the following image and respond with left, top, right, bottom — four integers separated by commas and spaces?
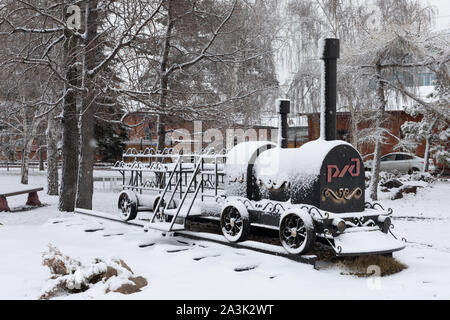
254, 139, 354, 188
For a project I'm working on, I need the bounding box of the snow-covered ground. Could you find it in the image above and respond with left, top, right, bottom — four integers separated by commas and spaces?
1, 169, 449, 299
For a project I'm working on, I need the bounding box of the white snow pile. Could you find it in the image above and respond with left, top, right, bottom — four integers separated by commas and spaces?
39, 244, 147, 300
370, 171, 441, 200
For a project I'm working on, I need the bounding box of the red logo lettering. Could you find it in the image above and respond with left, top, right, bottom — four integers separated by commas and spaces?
327, 158, 360, 182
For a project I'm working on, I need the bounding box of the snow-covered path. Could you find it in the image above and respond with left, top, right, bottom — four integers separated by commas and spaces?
1, 170, 449, 299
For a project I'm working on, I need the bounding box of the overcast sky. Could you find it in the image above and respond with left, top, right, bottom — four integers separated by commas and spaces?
275, 0, 449, 88
425, 0, 450, 30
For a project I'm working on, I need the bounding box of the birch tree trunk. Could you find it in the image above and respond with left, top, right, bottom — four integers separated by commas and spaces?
20, 136, 34, 185
20, 105, 34, 185
369, 64, 386, 201
20, 148, 29, 184
423, 119, 437, 173
76, 0, 99, 209
46, 113, 59, 195
347, 94, 358, 148
39, 135, 44, 171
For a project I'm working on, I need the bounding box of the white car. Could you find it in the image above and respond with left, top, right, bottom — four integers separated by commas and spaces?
365, 152, 436, 174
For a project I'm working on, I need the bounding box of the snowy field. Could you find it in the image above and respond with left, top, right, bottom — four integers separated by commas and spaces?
1, 168, 450, 299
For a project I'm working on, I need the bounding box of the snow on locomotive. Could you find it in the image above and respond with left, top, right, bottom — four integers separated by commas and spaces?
113, 38, 405, 256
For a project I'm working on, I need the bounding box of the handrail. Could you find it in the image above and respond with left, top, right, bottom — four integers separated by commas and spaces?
149, 157, 181, 223
167, 157, 204, 231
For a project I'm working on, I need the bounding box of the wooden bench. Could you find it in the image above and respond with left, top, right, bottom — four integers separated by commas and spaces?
0, 187, 44, 212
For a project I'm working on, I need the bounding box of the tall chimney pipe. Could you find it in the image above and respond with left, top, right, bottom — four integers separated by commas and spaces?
276, 99, 290, 149
319, 38, 340, 141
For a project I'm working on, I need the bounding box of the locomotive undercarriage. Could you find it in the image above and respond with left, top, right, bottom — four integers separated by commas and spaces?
132, 189, 405, 256
212, 198, 404, 256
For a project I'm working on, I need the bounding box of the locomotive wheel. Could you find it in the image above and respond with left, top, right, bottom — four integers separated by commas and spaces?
117, 191, 138, 221
279, 210, 315, 255
220, 202, 250, 243
153, 197, 165, 213
153, 197, 176, 212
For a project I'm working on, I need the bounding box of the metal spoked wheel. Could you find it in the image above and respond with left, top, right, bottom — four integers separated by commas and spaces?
279, 210, 315, 255
220, 204, 250, 243
118, 191, 138, 221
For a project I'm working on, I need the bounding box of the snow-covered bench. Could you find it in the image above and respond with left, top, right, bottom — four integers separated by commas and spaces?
0, 186, 43, 212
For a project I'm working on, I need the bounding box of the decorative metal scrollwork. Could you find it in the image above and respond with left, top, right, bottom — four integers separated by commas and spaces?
322, 187, 362, 204
202, 179, 214, 189
322, 229, 342, 254
142, 180, 158, 188
124, 148, 138, 156
388, 225, 398, 239
236, 198, 254, 209
215, 195, 227, 204
300, 205, 329, 220
346, 217, 376, 228
131, 162, 145, 169
113, 161, 125, 168
387, 223, 407, 242
365, 201, 393, 216
149, 162, 166, 171
252, 201, 286, 214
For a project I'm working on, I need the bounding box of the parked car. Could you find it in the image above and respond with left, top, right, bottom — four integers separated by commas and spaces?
364, 152, 436, 174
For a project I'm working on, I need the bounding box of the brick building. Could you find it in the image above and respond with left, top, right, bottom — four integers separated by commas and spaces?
123, 113, 277, 152
306, 111, 448, 171
307, 111, 426, 156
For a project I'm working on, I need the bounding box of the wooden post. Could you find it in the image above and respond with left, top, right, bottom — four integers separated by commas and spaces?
26, 192, 42, 206
0, 196, 10, 212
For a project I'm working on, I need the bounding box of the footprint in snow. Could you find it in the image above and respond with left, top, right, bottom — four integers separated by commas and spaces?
64, 223, 85, 227
192, 253, 221, 261
166, 246, 191, 253
234, 264, 259, 272
84, 228, 105, 232
103, 233, 125, 237
139, 242, 155, 248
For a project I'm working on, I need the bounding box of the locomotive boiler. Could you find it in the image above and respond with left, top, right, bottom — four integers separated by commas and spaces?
113, 38, 405, 257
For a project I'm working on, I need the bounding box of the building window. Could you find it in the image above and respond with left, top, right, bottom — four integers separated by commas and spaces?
418, 73, 435, 86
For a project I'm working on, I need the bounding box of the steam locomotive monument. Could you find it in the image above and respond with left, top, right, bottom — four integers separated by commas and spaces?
103, 38, 405, 257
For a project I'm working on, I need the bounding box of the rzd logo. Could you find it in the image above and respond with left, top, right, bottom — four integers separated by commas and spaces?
327, 158, 360, 182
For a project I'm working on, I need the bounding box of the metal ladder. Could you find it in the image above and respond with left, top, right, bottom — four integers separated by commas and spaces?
145, 155, 206, 232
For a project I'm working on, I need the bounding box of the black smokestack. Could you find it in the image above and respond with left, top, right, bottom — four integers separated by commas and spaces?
277, 99, 290, 148
319, 38, 340, 141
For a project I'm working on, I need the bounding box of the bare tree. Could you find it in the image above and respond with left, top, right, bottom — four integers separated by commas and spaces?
114, 0, 279, 148
399, 62, 450, 173
46, 110, 59, 195
1, 0, 163, 210
346, 0, 438, 200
